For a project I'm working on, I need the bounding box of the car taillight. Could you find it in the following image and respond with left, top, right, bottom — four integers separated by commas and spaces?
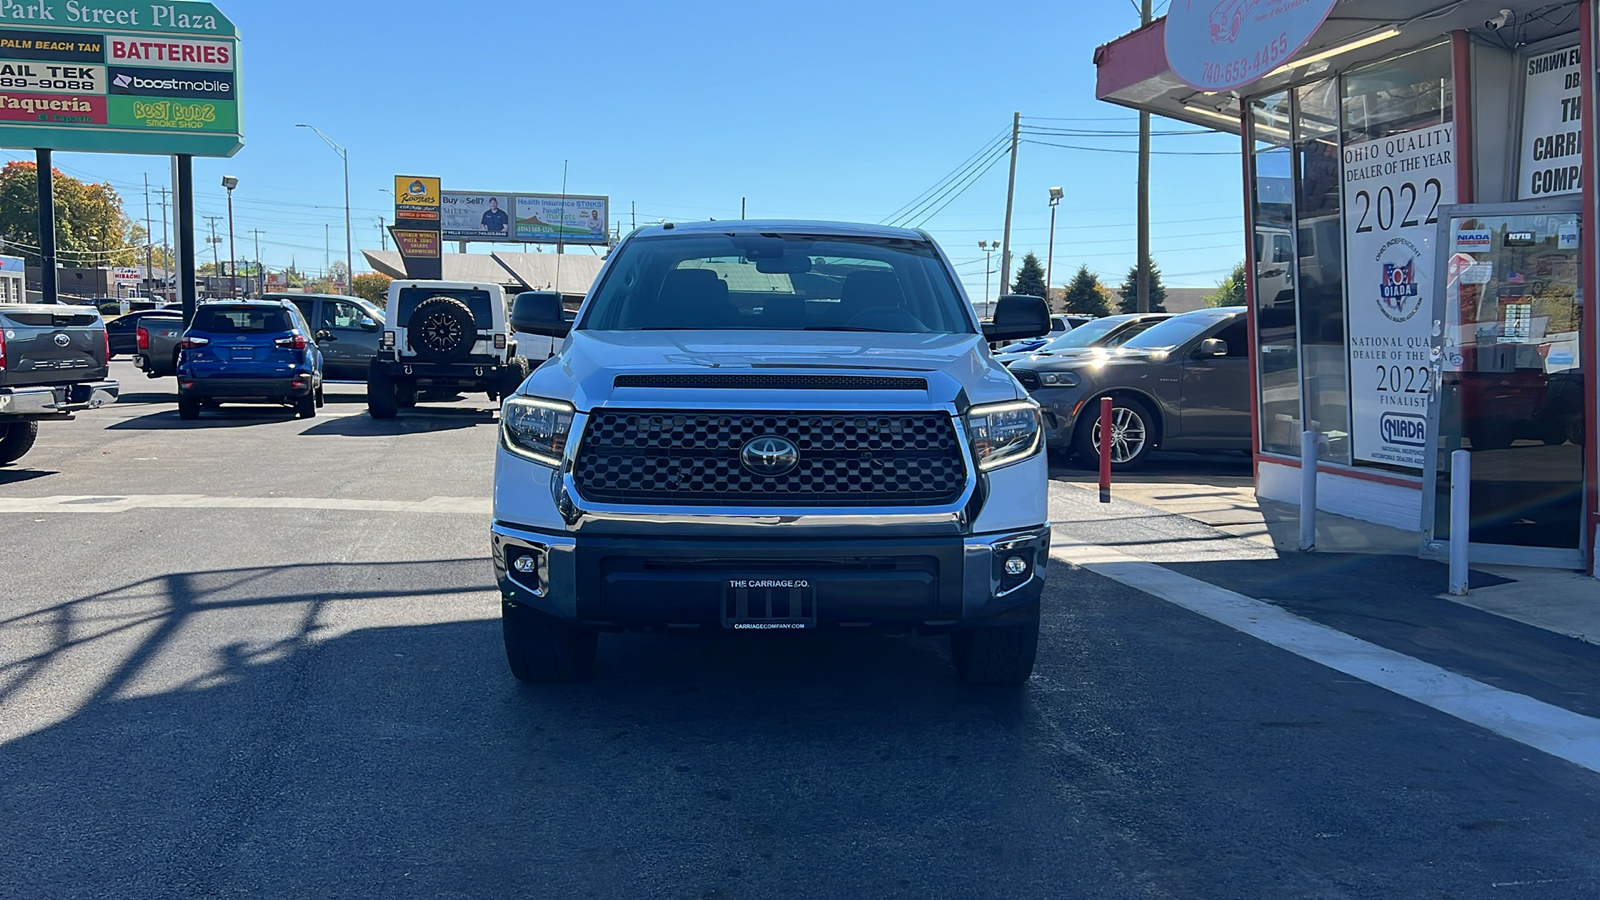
103, 328, 109, 362
0, 328, 6, 371
137, 326, 150, 350
275, 334, 308, 351
380, 331, 395, 349
178, 336, 210, 350
494, 334, 507, 349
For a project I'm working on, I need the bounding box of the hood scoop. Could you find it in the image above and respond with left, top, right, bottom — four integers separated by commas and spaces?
612, 373, 928, 391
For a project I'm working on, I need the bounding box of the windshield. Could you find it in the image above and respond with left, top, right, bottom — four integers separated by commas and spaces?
1034, 316, 1133, 351
579, 232, 972, 333
192, 306, 293, 334
1121, 312, 1233, 350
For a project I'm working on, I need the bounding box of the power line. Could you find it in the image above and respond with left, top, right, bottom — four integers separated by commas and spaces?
899, 141, 1013, 229
1021, 139, 1240, 156
881, 130, 1009, 227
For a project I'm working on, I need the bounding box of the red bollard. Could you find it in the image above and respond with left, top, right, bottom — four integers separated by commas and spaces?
1098, 396, 1113, 504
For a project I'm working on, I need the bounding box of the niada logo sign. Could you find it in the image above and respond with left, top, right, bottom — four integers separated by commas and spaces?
1454, 229, 1491, 250
1375, 237, 1424, 323
1380, 413, 1427, 447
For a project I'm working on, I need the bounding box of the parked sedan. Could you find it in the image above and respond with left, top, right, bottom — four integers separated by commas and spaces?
175, 300, 324, 420
1010, 307, 1250, 468
994, 312, 1171, 367
106, 310, 182, 357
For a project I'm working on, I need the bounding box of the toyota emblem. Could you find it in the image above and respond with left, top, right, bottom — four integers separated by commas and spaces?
53, 333, 70, 347
740, 436, 799, 475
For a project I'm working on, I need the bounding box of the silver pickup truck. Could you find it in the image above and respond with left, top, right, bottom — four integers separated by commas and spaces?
0, 303, 118, 465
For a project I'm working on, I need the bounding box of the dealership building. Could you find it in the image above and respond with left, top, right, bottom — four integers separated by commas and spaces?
1096, 0, 1600, 571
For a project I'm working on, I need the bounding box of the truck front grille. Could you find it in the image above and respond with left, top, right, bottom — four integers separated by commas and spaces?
573, 410, 968, 507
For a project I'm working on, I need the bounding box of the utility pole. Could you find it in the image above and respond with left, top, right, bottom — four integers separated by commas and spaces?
999, 111, 1020, 295
156, 186, 170, 301
1137, 0, 1152, 313
631, 200, 636, 231
324, 223, 330, 279
204, 216, 222, 295
249, 228, 264, 297
142, 174, 154, 290
378, 216, 387, 251
741, 197, 746, 219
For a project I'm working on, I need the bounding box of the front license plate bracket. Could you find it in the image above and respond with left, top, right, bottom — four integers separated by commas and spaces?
723, 578, 816, 630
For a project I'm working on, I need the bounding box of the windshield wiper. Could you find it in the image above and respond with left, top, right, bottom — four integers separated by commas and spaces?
804, 326, 894, 332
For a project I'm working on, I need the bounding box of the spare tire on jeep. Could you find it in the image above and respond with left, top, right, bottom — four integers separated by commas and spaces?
407, 295, 477, 364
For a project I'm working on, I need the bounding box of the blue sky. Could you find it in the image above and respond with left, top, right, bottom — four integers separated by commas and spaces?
2, 0, 1243, 297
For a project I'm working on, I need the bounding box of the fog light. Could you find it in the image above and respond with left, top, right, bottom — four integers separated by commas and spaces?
512, 554, 537, 574
1004, 555, 1028, 577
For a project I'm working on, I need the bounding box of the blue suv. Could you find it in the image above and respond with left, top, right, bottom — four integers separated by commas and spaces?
176, 300, 324, 421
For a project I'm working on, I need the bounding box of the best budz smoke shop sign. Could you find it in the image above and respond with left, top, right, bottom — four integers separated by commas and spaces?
0, 1, 240, 157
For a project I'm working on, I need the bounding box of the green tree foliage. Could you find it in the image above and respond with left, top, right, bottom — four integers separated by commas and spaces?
1063, 265, 1111, 317
1116, 257, 1168, 313
1011, 252, 1047, 298
1206, 261, 1249, 307
0, 161, 142, 268
352, 272, 392, 307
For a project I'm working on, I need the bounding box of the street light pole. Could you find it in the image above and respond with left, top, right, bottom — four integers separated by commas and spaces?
978, 240, 999, 317
221, 175, 238, 297
297, 123, 353, 291
1046, 187, 1063, 309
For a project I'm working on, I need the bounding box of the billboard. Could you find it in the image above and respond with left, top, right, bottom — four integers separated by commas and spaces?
514, 194, 609, 245
442, 192, 512, 241
0, 3, 242, 157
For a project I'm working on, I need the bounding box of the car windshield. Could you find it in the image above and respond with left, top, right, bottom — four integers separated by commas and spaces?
579, 232, 973, 333
397, 289, 492, 328
1120, 312, 1233, 350
192, 306, 293, 333
1034, 316, 1133, 351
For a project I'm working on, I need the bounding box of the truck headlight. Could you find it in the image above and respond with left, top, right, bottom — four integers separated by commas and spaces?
501, 397, 576, 466
964, 400, 1042, 471
1040, 371, 1078, 387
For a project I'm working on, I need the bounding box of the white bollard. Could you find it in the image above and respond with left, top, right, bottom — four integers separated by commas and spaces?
1449, 448, 1471, 595
1298, 430, 1317, 551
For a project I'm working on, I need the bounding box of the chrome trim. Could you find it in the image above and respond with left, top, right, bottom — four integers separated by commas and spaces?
554, 408, 982, 532
0, 381, 118, 415
491, 523, 578, 618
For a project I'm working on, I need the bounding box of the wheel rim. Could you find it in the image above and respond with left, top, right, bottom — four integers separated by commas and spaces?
419, 313, 464, 351
1091, 406, 1147, 463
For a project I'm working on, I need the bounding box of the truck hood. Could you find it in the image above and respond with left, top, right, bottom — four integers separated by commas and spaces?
523, 330, 1025, 411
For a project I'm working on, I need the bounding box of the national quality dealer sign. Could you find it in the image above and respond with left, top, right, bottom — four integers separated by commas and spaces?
0, 1, 241, 157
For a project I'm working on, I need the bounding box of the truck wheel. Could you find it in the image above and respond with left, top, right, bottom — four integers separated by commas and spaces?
396, 379, 418, 408
177, 398, 200, 420
296, 393, 317, 419
499, 356, 531, 402
0, 421, 39, 465
406, 295, 477, 364
502, 602, 598, 683
367, 361, 399, 419
1073, 395, 1156, 470
950, 599, 1040, 686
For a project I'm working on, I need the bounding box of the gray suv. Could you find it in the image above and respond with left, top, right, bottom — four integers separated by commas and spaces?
1011, 307, 1250, 468
273, 294, 385, 381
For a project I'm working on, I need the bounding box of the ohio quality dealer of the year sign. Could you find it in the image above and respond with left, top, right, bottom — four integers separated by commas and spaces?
0, 1, 241, 157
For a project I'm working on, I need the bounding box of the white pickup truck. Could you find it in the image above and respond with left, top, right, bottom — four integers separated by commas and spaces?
491, 221, 1053, 685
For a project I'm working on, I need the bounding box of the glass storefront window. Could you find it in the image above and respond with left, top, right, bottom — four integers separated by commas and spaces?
1252, 92, 1300, 456
1295, 80, 1350, 463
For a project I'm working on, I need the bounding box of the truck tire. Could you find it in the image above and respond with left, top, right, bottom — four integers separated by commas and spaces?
177, 397, 200, 420
499, 356, 531, 402
950, 599, 1040, 686
502, 602, 598, 683
367, 360, 399, 419
0, 421, 39, 465
396, 379, 418, 408
407, 295, 476, 364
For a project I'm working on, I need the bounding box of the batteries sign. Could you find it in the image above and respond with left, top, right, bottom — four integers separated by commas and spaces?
0, 2, 240, 157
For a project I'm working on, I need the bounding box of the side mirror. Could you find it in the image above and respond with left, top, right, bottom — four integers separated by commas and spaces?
511, 290, 572, 338
982, 294, 1050, 343
359, 316, 379, 331
1198, 337, 1228, 357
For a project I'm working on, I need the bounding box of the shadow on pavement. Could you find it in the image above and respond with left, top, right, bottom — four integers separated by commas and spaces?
0, 468, 55, 483
106, 406, 304, 430
300, 408, 493, 436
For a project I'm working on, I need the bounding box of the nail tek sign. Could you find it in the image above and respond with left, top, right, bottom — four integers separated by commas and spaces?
0, 1, 240, 157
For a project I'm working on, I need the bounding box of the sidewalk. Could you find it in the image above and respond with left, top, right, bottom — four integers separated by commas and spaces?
1047, 473, 1600, 725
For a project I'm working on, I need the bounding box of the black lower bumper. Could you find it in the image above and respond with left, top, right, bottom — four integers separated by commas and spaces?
374, 358, 504, 386
179, 376, 313, 399
492, 525, 1050, 631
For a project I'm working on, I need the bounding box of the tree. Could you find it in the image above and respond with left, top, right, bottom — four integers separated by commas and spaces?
1062, 265, 1111, 317
352, 272, 391, 306
0, 161, 142, 268
1011, 252, 1047, 298
329, 260, 350, 287
1116, 257, 1167, 313
1206, 261, 1249, 307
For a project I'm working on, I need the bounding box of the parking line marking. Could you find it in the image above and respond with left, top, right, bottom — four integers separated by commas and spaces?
1050, 539, 1600, 774
0, 494, 490, 515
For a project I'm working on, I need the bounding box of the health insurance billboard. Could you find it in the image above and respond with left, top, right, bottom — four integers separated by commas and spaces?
441, 192, 609, 245
0, 1, 241, 157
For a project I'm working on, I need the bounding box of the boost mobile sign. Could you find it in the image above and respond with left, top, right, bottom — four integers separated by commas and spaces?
1343, 122, 1456, 469
0, 1, 241, 157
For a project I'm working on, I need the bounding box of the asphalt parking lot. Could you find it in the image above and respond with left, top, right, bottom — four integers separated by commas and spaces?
3, 360, 1600, 898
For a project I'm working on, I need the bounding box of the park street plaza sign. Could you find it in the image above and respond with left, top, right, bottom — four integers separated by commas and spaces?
0, 1, 241, 157
1164, 0, 1339, 92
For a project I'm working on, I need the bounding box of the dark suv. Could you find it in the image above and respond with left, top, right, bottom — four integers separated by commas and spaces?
175, 300, 324, 420
1010, 307, 1251, 468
